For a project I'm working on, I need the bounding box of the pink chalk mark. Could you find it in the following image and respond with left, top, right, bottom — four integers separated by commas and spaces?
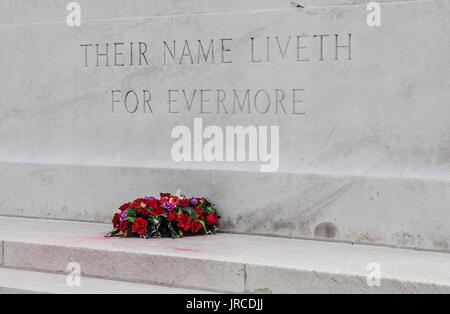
78, 236, 119, 241
173, 247, 201, 252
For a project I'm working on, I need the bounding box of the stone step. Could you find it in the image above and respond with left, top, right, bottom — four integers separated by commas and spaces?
0, 216, 449, 293
0, 267, 214, 294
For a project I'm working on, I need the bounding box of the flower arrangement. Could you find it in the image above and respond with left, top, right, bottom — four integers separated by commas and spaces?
105, 191, 220, 239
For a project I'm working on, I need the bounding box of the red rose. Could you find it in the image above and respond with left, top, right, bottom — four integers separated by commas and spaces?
190, 220, 202, 233
194, 208, 204, 220
119, 203, 131, 212
119, 219, 130, 233
160, 193, 171, 198
182, 220, 191, 231
177, 213, 191, 231
178, 199, 190, 207
199, 198, 210, 205
112, 213, 121, 228
151, 206, 165, 217
177, 212, 187, 222
168, 209, 178, 221
132, 217, 148, 236
138, 207, 149, 218
142, 199, 151, 208
131, 202, 141, 209
147, 199, 160, 209
206, 213, 218, 226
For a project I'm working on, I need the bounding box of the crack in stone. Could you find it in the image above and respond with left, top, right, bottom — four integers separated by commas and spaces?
244, 264, 248, 292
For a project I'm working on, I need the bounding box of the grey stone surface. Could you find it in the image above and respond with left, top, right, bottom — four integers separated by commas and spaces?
4, 242, 245, 292
0, 0, 424, 25
0, 267, 215, 294
0, 0, 449, 251
246, 265, 450, 294
0, 216, 449, 293
1, 161, 449, 252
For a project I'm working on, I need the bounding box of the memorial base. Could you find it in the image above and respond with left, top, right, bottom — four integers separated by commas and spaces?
0, 216, 448, 293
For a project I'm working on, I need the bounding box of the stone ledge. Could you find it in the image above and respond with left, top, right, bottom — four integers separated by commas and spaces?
1, 161, 449, 252
0, 216, 448, 293
0, 267, 214, 294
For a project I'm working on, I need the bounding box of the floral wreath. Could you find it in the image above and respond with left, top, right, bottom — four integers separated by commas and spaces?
105, 190, 220, 239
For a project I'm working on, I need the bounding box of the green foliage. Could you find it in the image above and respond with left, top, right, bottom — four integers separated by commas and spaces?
168, 222, 179, 239
127, 209, 138, 217
202, 203, 217, 215
147, 224, 160, 238
104, 228, 119, 237
159, 213, 168, 219
122, 229, 132, 238
185, 207, 196, 215
199, 220, 206, 231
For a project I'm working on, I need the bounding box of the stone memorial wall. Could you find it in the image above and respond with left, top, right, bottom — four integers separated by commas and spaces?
0, 0, 449, 251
